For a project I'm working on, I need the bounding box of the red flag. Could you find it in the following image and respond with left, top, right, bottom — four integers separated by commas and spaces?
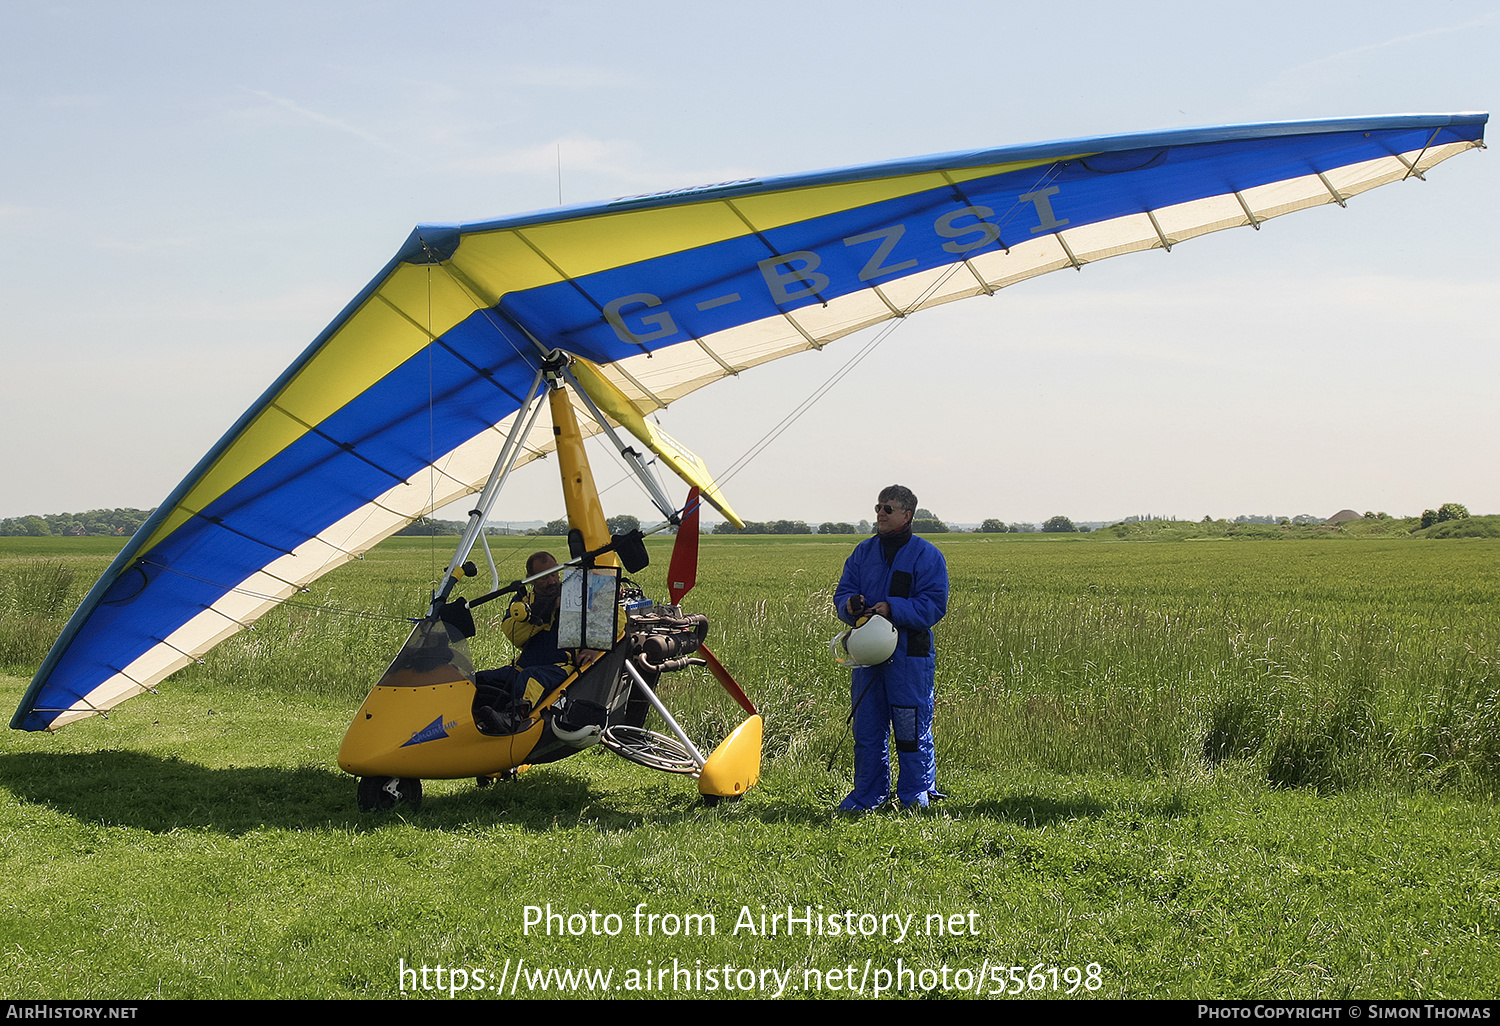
667, 487, 700, 605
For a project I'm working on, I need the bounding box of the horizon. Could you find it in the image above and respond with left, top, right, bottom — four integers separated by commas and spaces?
2, 504, 1476, 536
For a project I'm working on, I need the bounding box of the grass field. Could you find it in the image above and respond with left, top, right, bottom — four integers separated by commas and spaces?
1, 532, 1496, 1000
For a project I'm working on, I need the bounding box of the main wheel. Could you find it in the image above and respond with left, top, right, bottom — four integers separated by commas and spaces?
357, 775, 423, 812
600, 725, 697, 774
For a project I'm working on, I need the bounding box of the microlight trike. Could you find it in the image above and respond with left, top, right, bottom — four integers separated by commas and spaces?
336, 356, 763, 811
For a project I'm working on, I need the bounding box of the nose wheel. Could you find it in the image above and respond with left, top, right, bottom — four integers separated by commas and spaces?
357, 775, 423, 812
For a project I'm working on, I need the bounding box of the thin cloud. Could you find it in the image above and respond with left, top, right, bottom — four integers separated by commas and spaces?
242, 88, 398, 152
1290, 16, 1495, 72
1255, 15, 1497, 102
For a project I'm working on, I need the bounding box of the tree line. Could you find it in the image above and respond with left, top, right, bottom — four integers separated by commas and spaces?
0, 508, 154, 537
14, 502, 1472, 541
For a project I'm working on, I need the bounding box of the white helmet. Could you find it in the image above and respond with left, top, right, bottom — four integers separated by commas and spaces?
830, 614, 898, 668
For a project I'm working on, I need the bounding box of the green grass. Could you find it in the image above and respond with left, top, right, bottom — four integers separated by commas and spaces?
1, 534, 1497, 999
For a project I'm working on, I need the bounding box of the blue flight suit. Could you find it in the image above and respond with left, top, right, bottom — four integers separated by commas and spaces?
834, 531, 949, 809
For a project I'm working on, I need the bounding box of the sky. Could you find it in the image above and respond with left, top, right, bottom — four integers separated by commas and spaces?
1, 0, 1496, 527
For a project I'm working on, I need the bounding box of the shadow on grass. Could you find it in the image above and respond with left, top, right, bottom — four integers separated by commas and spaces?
1, 750, 1178, 835
1, 750, 370, 833
0, 750, 646, 834
958, 793, 1113, 826
0, 750, 821, 834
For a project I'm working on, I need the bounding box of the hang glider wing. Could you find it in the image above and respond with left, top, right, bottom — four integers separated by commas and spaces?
14, 112, 1487, 731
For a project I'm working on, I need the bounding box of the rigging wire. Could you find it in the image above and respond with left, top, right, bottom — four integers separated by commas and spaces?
712, 162, 1066, 487
427, 264, 438, 587
711, 257, 968, 488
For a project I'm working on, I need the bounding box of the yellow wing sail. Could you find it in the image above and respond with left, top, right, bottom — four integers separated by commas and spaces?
569, 358, 745, 529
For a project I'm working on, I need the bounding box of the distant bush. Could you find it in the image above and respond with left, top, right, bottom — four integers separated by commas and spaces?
393, 517, 461, 536
1422, 503, 1470, 529
713, 520, 810, 534
1420, 515, 1500, 539
606, 514, 640, 535
1042, 515, 1076, 533
911, 518, 948, 534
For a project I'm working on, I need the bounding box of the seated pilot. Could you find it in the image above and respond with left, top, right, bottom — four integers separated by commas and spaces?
473, 551, 574, 736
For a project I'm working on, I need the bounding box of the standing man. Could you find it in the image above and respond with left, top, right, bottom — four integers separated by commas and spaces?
473, 551, 574, 735
834, 485, 949, 810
